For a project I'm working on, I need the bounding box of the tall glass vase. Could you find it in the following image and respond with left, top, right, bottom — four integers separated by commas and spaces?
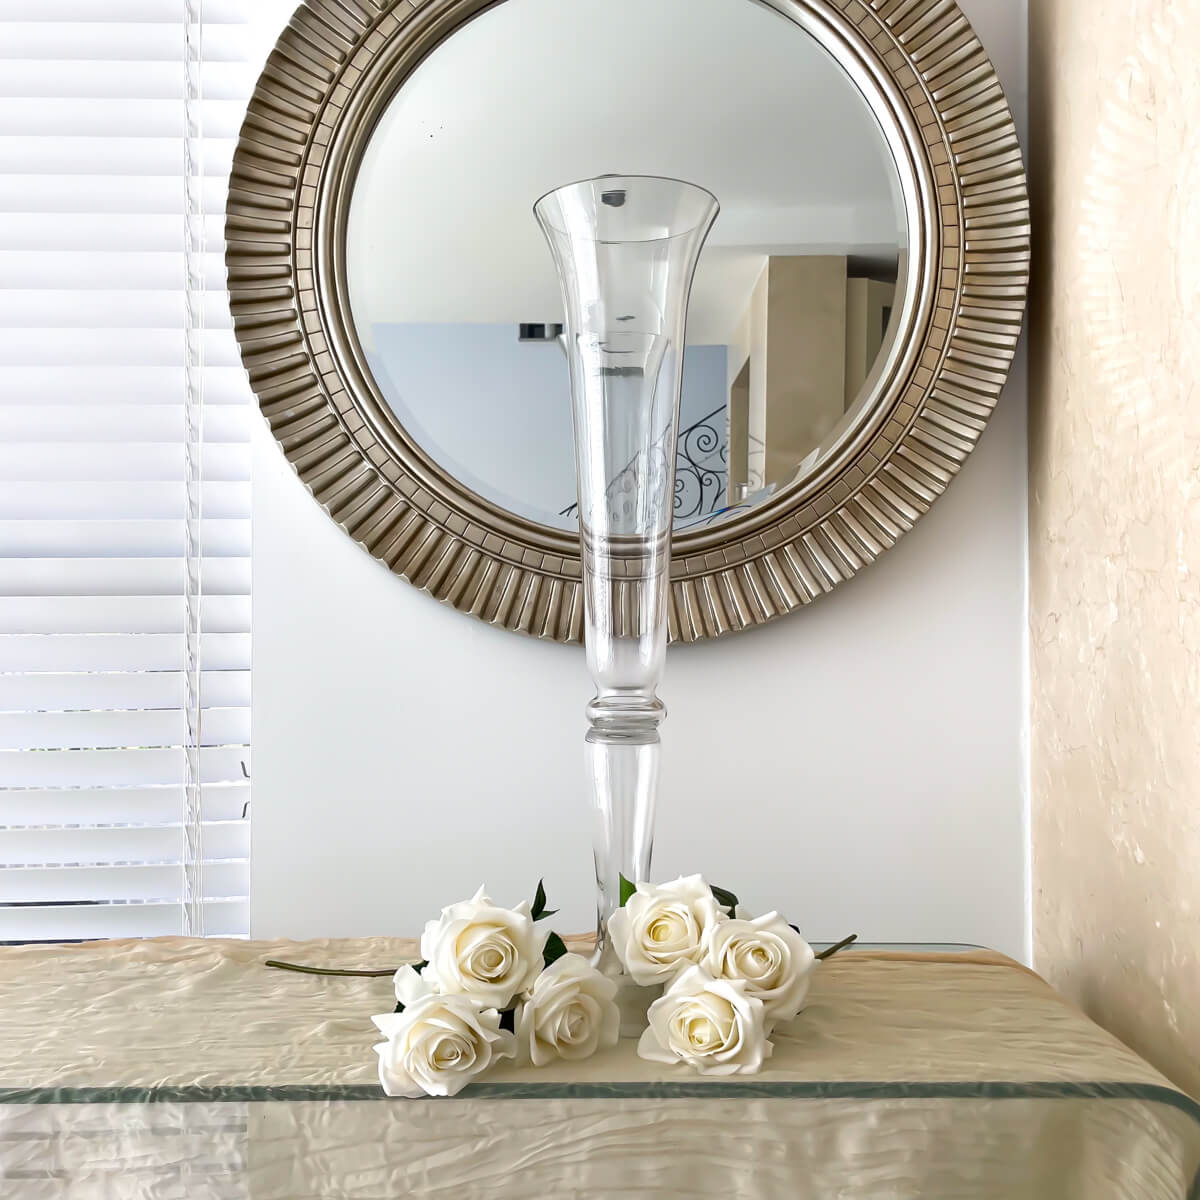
535, 176, 719, 1000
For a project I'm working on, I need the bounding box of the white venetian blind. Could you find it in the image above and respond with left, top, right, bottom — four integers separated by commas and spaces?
0, 0, 254, 941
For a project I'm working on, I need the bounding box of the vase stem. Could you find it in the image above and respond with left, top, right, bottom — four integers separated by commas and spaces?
585, 733, 659, 950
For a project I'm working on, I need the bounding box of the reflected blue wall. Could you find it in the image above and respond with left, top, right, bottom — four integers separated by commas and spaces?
366, 324, 727, 528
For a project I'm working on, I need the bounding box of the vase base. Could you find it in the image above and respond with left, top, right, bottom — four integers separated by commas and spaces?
614, 977, 661, 1038
593, 938, 662, 1038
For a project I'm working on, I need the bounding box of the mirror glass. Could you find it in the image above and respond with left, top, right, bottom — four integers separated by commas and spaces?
347, 0, 909, 533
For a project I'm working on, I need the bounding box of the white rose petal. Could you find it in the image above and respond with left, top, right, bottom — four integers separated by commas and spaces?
702, 912, 816, 1023
637, 965, 771, 1076
393, 963, 434, 1008
420, 886, 548, 1010
372, 994, 516, 1098
516, 953, 620, 1067
606, 875, 724, 986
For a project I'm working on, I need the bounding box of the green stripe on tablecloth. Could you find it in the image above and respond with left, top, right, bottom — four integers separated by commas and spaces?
1, 1078, 1198, 1120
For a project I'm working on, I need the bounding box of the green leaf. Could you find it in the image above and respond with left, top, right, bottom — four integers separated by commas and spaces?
619, 874, 637, 907
394, 1000, 405, 1014
530, 878, 558, 922
543, 931, 568, 967
499, 1007, 516, 1034
710, 884, 739, 915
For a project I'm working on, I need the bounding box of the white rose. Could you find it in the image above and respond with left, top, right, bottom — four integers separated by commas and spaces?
606, 874, 724, 986
372, 993, 516, 1097
516, 953, 620, 1066
702, 913, 816, 1023
637, 966, 771, 1076
420, 886, 548, 1009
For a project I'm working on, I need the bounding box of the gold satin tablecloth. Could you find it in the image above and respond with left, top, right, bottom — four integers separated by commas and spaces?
0, 937, 1197, 1198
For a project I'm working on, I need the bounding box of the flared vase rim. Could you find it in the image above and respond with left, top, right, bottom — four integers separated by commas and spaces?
533, 173, 720, 243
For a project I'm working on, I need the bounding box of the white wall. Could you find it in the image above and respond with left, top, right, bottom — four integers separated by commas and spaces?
250, 0, 1029, 960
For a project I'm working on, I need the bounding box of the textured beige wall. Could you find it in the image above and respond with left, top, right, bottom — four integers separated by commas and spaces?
1029, 0, 1200, 1097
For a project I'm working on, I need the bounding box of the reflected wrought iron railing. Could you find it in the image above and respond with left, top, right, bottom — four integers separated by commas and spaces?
560, 404, 729, 524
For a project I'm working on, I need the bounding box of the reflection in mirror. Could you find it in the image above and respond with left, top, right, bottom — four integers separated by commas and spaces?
346, 0, 908, 533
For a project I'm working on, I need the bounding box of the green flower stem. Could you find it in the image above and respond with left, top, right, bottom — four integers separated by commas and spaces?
264, 959, 400, 978
815, 933, 858, 961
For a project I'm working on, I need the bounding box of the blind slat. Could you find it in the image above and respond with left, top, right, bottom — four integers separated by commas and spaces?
0, 406, 248, 442
0, 98, 246, 139
0, 862, 247, 904
0, 443, 249, 480
0, 898, 248, 942
0, 481, 249, 519
0, 820, 248, 865
0, 783, 249, 827
0, 24, 248, 63
0, 213, 228, 250
0, 746, 249, 789
0, 4, 248, 24
0, 706, 249, 751
0, 254, 235, 293
0, 670, 250, 713
0, 559, 249, 596
0, 292, 235, 330
0, 174, 234, 212
0, 328, 243, 366
0, 519, 250, 557
0, 367, 250, 407
0, 136, 236, 176
0, 632, 250, 672
0, 595, 251, 635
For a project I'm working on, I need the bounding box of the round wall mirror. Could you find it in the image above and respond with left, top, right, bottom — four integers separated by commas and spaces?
344, 0, 910, 534
228, 0, 1029, 641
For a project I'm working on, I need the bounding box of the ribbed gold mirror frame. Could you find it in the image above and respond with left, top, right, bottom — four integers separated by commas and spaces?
227, 0, 1029, 643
